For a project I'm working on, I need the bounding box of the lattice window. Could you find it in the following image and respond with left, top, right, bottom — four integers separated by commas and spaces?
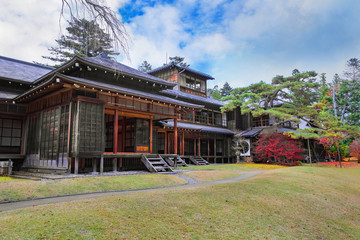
40, 108, 60, 160
0, 118, 22, 154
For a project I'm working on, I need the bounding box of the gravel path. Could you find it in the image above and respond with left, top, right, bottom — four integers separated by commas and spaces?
0, 170, 262, 212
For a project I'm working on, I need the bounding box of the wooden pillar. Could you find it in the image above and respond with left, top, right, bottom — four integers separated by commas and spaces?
113, 109, 118, 153
74, 157, 79, 174
92, 158, 97, 173
192, 110, 195, 123
207, 139, 210, 158
164, 131, 168, 154
214, 137, 217, 163
112, 158, 117, 172
198, 136, 201, 156
181, 132, 185, 156
174, 118, 178, 155
100, 155, 104, 173
194, 138, 197, 156
121, 118, 126, 152
228, 137, 231, 163
150, 117, 153, 154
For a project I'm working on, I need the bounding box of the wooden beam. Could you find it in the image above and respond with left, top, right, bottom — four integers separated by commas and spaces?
113, 109, 118, 153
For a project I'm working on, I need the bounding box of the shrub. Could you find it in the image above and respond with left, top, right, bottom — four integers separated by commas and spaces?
253, 133, 304, 165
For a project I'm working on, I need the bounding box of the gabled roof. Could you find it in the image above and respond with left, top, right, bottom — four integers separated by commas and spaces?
0, 56, 53, 83
16, 73, 203, 109
33, 54, 176, 88
80, 55, 177, 87
148, 62, 214, 80
160, 120, 234, 135
161, 89, 224, 107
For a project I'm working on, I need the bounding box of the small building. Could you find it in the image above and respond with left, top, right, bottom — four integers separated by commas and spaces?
0, 54, 234, 175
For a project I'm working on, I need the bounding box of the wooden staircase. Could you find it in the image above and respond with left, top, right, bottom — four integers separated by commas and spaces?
141, 154, 173, 173
164, 155, 188, 167
189, 156, 210, 165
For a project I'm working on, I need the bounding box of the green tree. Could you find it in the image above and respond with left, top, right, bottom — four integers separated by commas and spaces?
223, 71, 360, 167
343, 58, 360, 81
324, 60, 360, 125
168, 56, 190, 68
138, 60, 152, 72
60, 0, 129, 57
208, 85, 221, 100
222, 71, 320, 126
43, 18, 119, 66
220, 82, 233, 97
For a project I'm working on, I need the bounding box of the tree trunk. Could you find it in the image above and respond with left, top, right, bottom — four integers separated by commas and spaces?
336, 142, 342, 168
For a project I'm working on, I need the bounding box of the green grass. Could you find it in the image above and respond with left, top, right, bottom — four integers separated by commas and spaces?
180, 163, 255, 171
0, 174, 186, 202
0, 177, 23, 182
1, 166, 359, 239
179, 170, 241, 182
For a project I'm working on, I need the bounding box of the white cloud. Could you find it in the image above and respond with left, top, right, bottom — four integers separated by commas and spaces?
0, 0, 62, 63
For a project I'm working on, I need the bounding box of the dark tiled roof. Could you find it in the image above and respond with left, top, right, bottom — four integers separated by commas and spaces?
79, 55, 176, 87
239, 128, 263, 137
160, 120, 234, 135
148, 62, 214, 80
0, 90, 20, 100
17, 73, 203, 109
0, 56, 53, 83
161, 89, 224, 107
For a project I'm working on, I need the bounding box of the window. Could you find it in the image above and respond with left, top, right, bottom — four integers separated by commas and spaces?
136, 119, 150, 146
186, 78, 195, 89
0, 119, 22, 154
105, 114, 114, 152
252, 115, 270, 127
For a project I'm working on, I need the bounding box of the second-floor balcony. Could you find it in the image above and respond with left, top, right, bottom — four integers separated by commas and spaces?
178, 113, 227, 128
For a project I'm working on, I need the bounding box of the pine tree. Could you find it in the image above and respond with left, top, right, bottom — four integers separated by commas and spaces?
168, 56, 190, 68
344, 58, 360, 81
138, 61, 152, 72
220, 82, 233, 97
43, 18, 119, 66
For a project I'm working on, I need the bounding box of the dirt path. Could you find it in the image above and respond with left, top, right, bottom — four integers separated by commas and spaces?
0, 170, 262, 212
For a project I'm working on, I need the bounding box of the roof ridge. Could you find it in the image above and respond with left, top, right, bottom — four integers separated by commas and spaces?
148, 62, 214, 80
0, 55, 54, 70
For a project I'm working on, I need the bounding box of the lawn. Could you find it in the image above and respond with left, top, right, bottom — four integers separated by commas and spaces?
0, 166, 359, 239
0, 174, 186, 202
181, 163, 286, 171
0, 177, 23, 182
179, 170, 241, 182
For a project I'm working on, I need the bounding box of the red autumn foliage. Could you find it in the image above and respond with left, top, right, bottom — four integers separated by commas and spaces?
253, 133, 304, 165
349, 139, 360, 159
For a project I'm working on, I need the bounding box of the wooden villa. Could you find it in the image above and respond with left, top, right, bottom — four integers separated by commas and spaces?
0, 54, 234, 175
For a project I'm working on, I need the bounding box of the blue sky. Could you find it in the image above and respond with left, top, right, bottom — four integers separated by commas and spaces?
117, 0, 360, 88
1, 0, 360, 89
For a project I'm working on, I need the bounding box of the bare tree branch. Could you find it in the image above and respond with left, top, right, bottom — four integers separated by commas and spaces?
60, 0, 130, 59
